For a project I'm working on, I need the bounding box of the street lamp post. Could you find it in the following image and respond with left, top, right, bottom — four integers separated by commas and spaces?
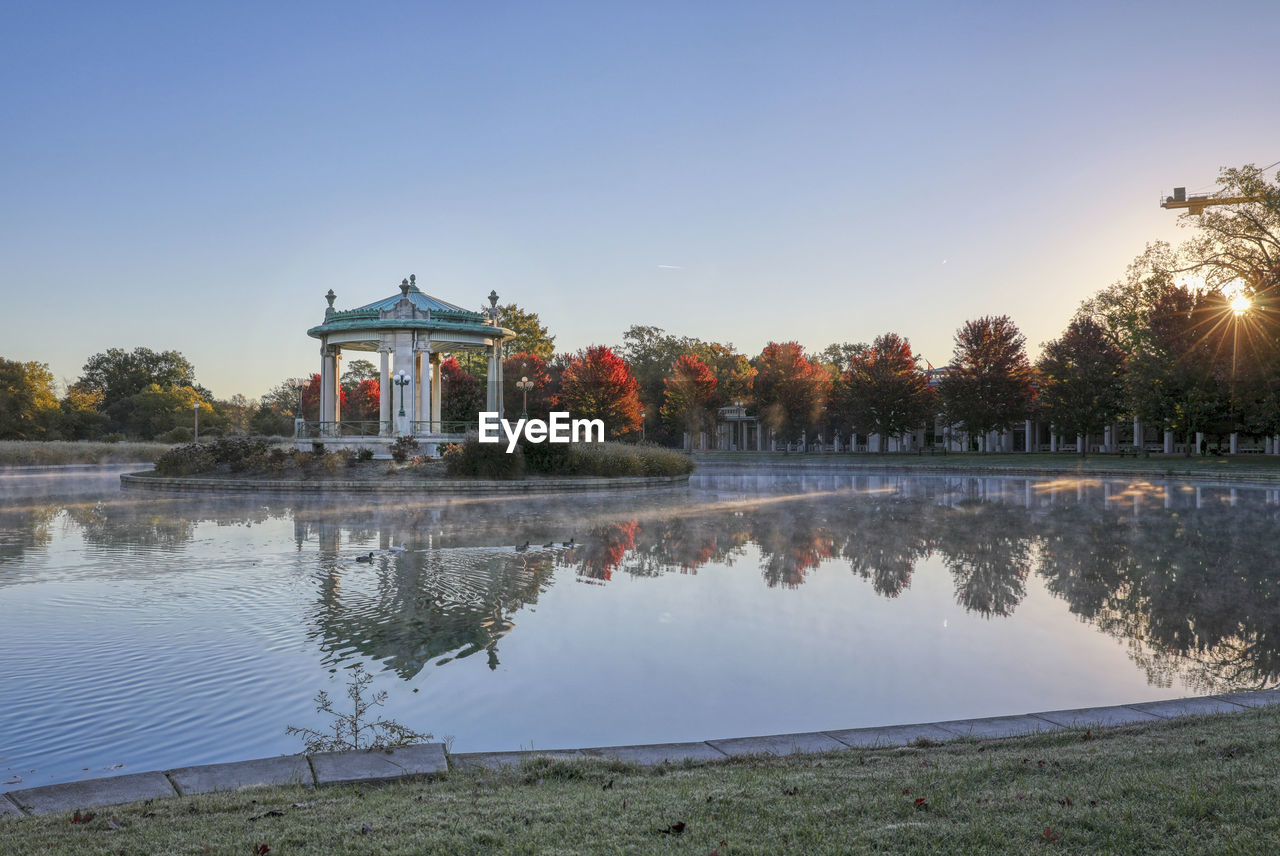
640, 408, 646, 442
292, 377, 305, 419
516, 375, 534, 419
193, 402, 200, 443
393, 370, 410, 417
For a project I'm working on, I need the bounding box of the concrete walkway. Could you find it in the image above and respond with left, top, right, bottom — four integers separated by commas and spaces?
4, 690, 1277, 817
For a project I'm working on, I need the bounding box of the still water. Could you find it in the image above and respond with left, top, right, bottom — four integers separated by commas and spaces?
2, 465, 1277, 788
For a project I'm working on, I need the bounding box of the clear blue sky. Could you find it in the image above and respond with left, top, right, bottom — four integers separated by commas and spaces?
3, 1, 1278, 398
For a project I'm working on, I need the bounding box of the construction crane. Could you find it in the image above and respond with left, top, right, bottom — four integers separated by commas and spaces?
1160, 186, 1258, 214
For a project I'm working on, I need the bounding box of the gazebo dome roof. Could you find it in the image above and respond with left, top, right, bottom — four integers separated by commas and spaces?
350, 283, 473, 316
306, 275, 514, 348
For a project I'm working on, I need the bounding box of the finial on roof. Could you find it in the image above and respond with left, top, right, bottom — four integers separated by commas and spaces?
325, 289, 336, 308
400, 278, 410, 297
410, 274, 416, 288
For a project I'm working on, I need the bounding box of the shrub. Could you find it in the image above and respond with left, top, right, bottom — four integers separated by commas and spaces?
516, 440, 692, 478
354, 447, 375, 463
443, 434, 526, 479
101, 433, 125, 444
157, 426, 194, 443
391, 435, 420, 463
154, 442, 217, 476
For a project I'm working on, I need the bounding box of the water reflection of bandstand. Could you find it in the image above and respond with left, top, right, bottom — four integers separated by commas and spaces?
298, 513, 556, 678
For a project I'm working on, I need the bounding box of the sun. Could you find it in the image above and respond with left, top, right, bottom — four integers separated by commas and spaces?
1229, 292, 1252, 316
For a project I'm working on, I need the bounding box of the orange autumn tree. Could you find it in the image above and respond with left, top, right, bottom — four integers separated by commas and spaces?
660, 353, 718, 445
752, 342, 831, 444
556, 345, 643, 438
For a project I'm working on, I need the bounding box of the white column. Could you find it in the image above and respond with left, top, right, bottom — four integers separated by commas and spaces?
484, 344, 496, 412
1230, 432, 1239, 455
1133, 418, 1142, 450
332, 351, 342, 424
1104, 425, 1112, 452
378, 348, 391, 436
414, 350, 425, 430
756, 422, 763, 451
1025, 420, 1033, 453
1050, 428, 1058, 453
1164, 430, 1173, 454
430, 353, 442, 428
496, 341, 505, 419
1195, 431, 1204, 455
1077, 434, 1085, 454
319, 346, 333, 429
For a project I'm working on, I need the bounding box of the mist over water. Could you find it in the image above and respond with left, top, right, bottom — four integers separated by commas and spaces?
2, 465, 1277, 788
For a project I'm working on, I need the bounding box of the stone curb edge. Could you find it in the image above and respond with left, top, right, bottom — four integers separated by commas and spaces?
3, 691, 1275, 817
120, 472, 690, 495
691, 456, 1280, 486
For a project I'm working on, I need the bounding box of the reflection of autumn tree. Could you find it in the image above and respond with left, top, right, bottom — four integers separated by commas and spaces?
835, 497, 932, 597
626, 514, 751, 576
752, 504, 835, 588
1036, 500, 1135, 621
0, 503, 59, 568
68, 502, 197, 551
1098, 498, 1280, 692
312, 550, 554, 679
572, 520, 639, 581
935, 501, 1033, 617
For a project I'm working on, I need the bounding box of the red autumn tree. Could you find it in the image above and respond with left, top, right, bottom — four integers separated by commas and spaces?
837, 333, 934, 452
556, 345, 643, 438
751, 342, 831, 444
439, 356, 484, 427
343, 377, 380, 421
660, 353, 718, 442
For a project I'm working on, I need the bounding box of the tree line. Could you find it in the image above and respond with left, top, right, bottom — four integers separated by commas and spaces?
3, 164, 1276, 449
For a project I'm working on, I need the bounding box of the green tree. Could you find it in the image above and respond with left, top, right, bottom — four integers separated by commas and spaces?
496, 304, 555, 360
75, 347, 204, 407
837, 333, 934, 452
1175, 163, 1280, 299
937, 316, 1034, 451
1036, 318, 1127, 456
1127, 285, 1229, 450
751, 342, 831, 445
0, 358, 59, 439
557, 346, 643, 438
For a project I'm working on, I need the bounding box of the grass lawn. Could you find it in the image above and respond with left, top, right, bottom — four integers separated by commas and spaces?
694, 450, 1280, 481
0, 440, 173, 466
5, 706, 1279, 854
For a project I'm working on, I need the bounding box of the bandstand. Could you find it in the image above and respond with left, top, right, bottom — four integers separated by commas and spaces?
296, 275, 515, 456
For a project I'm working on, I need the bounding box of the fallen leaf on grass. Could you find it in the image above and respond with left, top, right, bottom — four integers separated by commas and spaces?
361, 822, 373, 834
660, 821, 686, 835
70, 810, 95, 824
250, 810, 284, 821
914, 798, 929, 811
253, 845, 270, 855
1038, 826, 1060, 843
708, 839, 728, 855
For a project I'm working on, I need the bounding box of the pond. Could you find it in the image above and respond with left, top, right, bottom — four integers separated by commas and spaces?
2, 464, 1277, 789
